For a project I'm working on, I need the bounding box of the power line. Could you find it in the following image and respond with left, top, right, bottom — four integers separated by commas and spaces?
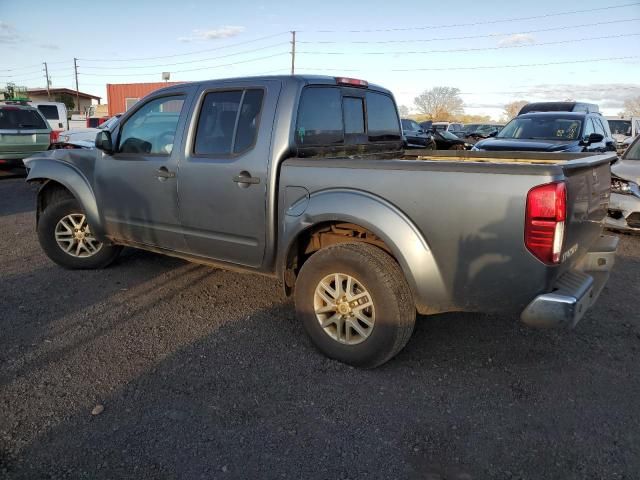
297, 33, 640, 56
391, 55, 639, 72
78, 52, 289, 76
298, 18, 639, 44
78, 32, 289, 62
78, 42, 288, 70
307, 1, 640, 33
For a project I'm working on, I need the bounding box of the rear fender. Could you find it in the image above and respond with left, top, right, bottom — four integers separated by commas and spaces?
26, 158, 104, 238
280, 188, 448, 314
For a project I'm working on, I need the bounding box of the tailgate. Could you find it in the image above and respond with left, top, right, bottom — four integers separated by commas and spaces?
0, 130, 50, 154
560, 157, 612, 270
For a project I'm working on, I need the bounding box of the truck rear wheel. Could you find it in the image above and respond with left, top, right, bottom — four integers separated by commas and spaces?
37, 197, 122, 269
294, 243, 415, 368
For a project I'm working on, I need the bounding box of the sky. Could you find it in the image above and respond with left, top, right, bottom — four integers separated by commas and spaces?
1, 0, 639, 120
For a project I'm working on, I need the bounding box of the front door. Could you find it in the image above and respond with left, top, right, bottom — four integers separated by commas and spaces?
95, 92, 190, 251
177, 81, 280, 268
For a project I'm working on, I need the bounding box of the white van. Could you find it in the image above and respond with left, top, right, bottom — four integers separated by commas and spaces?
29, 102, 69, 140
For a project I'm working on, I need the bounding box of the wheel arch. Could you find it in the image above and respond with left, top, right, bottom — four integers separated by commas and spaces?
26, 159, 103, 238
279, 188, 448, 314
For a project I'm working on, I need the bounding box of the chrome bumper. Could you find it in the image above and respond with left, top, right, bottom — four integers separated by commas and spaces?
521, 235, 618, 328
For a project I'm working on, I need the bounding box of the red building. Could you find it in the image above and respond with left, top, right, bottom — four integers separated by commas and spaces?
107, 82, 183, 116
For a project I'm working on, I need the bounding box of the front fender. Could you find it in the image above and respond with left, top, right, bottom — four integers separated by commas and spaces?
280, 188, 448, 314
25, 157, 104, 239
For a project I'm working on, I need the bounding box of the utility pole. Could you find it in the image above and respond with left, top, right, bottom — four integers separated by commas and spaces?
43, 62, 51, 100
290, 30, 296, 75
73, 57, 80, 114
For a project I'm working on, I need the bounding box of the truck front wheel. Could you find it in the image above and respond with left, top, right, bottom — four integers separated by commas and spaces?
294, 243, 416, 368
37, 197, 122, 269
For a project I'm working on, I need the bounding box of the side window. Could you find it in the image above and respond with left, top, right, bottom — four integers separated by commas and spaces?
343, 97, 365, 135
118, 95, 185, 155
296, 87, 343, 145
194, 91, 242, 155
193, 89, 264, 156
401, 119, 412, 131
582, 118, 595, 138
366, 92, 401, 142
593, 117, 606, 136
234, 89, 264, 153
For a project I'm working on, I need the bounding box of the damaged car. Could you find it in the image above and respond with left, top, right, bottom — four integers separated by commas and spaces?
606, 135, 640, 233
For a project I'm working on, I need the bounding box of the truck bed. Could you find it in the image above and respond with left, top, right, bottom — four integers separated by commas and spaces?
281, 151, 614, 314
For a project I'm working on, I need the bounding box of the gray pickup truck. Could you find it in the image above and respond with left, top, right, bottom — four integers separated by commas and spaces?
24, 75, 618, 367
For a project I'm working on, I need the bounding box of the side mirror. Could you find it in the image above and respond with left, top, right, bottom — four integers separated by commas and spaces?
583, 133, 604, 145
95, 130, 114, 154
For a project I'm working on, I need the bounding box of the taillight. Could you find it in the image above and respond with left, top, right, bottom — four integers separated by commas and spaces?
49, 131, 59, 143
525, 182, 567, 264
335, 77, 368, 88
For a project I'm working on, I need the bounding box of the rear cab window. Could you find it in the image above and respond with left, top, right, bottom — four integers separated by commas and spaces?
295, 85, 401, 152
37, 105, 60, 120
0, 107, 48, 130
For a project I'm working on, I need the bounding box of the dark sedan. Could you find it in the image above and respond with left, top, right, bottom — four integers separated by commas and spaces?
432, 130, 472, 150
401, 119, 435, 149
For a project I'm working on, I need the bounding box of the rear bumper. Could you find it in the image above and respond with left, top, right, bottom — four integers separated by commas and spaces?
520, 235, 618, 328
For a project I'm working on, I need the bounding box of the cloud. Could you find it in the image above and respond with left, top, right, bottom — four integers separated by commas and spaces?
39, 43, 60, 50
0, 21, 19, 44
498, 33, 535, 47
518, 83, 640, 109
178, 26, 245, 42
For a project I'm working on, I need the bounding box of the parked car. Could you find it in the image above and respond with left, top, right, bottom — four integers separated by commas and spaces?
401, 118, 435, 149
474, 109, 616, 153
453, 124, 504, 143
29, 101, 68, 141
606, 135, 640, 233
57, 115, 121, 144
432, 121, 463, 133
0, 102, 52, 168
24, 75, 618, 368
430, 129, 472, 150
605, 116, 639, 153
418, 120, 433, 131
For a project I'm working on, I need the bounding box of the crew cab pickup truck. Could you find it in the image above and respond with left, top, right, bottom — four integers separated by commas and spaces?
23, 75, 618, 367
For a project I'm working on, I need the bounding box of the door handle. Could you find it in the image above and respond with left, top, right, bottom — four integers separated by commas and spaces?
233, 171, 260, 187
156, 167, 175, 180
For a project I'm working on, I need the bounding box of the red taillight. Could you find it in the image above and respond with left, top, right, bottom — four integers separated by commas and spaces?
49, 131, 59, 143
525, 182, 567, 265
335, 77, 368, 88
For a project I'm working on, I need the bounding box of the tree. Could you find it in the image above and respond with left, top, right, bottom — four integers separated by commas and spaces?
622, 96, 640, 116
413, 87, 463, 120
398, 105, 410, 117
54, 93, 76, 113
502, 100, 529, 122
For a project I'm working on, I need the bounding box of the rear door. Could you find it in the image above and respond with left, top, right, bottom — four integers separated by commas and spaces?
177, 80, 281, 267
0, 107, 50, 159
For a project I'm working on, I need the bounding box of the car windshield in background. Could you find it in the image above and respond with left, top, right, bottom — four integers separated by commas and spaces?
439, 130, 460, 140
0, 108, 48, 129
37, 105, 59, 120
497, 117, 582, 141
624, 139, 640, 160
609, 120, 632, 136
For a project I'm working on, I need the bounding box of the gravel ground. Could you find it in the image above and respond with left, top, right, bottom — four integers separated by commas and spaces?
1, 176, 639, 480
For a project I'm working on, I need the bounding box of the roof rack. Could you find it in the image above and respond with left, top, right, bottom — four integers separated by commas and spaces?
518, 102, 600, 115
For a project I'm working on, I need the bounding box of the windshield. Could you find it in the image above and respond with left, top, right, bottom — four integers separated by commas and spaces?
497, 116, 582, 141
0, 107, 48, 129
99, 116, 119, 130
608, 120, 632, 136
624, 138, 640, 160
439, 130, 460, 140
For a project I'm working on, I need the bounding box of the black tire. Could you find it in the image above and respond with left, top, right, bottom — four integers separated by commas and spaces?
37, 196, 122, 269
294, 243, 416, 368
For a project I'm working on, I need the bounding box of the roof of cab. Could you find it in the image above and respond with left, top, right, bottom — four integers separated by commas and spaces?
517, 111, 589, 119
149, 75, 393, 96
